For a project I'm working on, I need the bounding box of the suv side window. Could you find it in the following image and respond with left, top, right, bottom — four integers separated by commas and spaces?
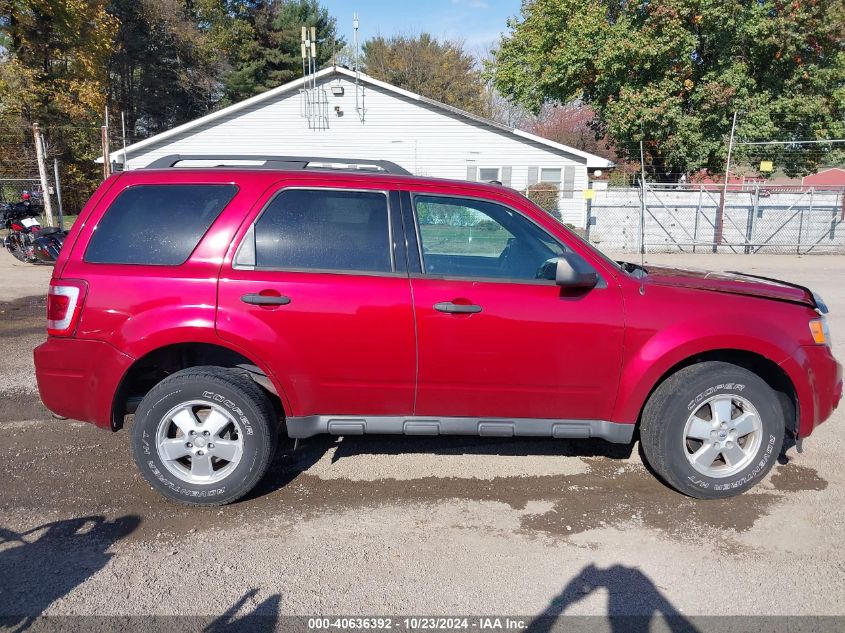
248, 189, 392, 273
414, 195, 565, 281
85, 184, 238, 265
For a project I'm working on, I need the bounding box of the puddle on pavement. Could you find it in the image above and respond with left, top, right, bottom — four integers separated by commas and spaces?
241, 445, 828, 541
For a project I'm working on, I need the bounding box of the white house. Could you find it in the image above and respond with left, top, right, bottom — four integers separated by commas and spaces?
107, 66, 613, 226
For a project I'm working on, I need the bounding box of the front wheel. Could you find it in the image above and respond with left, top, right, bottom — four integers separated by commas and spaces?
131, 366, 278, 506
640, 361, 785, 499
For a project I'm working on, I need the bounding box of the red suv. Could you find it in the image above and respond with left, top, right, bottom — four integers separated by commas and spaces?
34, 155, 842, 505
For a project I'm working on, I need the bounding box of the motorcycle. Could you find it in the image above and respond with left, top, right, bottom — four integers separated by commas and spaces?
31, 226, 67, 263
2, 194, 65, 263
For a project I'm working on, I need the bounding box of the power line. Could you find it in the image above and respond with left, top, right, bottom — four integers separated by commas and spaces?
736, 139, 845, 146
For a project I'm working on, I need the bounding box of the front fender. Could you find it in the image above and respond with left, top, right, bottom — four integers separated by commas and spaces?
611, 309, 799, 424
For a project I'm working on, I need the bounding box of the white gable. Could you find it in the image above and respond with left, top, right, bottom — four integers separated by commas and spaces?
112, 68, 612, 225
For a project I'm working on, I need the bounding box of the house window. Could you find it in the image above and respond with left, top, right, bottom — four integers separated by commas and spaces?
540, 168, 561, 184
478, 167, 501, 182
539, 167, 576, 199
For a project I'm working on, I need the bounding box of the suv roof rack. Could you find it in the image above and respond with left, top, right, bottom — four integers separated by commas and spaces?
144, 154, 412, 175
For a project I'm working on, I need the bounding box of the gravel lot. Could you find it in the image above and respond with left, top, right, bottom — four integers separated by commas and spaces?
0, 251, 843, 626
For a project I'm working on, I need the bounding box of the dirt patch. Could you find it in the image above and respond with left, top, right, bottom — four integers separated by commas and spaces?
0, 295, 46, 324
769, 463, 828, 492
0, 418, 825, 545
0, 391, 51, 423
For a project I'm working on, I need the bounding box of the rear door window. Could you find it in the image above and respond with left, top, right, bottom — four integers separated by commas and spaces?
239, 189, 393, 273
85, 184, 237, 265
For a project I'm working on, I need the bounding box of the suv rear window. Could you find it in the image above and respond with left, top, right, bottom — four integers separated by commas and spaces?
248, 189, 392, 273
85, 184, 238, 265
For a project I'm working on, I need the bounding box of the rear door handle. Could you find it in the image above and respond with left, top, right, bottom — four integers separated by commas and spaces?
241, 293, 291, 306
434, 301, 482, 314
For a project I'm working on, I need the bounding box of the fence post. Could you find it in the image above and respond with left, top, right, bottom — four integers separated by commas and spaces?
639, 178, 646, 255
745, 183, 758, 254
32, 123, 55, 227
693, 185, 702, 253
584, 192, 593, 242
797, 187, 813, 254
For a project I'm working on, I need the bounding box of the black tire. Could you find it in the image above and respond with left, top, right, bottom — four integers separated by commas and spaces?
130, 366, 278, 506
640, 361, 784, 499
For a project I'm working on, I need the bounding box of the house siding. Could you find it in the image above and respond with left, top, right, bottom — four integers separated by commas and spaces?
122, 73, 592, 226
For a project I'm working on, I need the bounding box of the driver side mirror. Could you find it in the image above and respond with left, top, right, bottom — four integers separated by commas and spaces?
555, 252, 599, 289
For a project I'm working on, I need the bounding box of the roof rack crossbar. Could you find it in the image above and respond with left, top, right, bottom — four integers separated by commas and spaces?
144, 154, 412, 175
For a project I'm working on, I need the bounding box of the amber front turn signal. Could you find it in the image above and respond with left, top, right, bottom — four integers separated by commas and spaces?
809, 318, 829, 345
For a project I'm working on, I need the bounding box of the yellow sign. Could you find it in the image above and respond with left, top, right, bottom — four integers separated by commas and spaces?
759, 160, 774, 172
583, 189, 596, 199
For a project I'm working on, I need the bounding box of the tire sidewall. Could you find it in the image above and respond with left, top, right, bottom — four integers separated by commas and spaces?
659, 371, 784, 497
132, 378, 269, 504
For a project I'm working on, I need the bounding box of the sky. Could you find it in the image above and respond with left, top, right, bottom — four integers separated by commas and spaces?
323, 0, 522, 53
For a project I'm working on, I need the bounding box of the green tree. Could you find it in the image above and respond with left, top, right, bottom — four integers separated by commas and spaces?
526, 182, 561, 220
363, 33, 487, 116
223, 0, 343, 103
108, 0, 229, 138
491, 0, 845, 178
0, 0, 117, 206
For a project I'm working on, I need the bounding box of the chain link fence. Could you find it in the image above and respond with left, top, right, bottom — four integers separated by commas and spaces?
522, 183, 845, 255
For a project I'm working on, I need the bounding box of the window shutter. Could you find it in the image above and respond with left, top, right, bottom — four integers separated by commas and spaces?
527, 166, 539, 186
562, 166, 576, 199
501, 166, 512, 187
466, 165, 477, 181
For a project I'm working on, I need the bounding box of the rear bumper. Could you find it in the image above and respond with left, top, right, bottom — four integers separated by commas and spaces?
34, 337, 134, 429
780, 345, 843, 438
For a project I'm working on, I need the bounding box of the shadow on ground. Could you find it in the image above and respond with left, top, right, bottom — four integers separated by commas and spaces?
0, 515, 140, 632
526, 564, 699, 633
204, 588, 281, 632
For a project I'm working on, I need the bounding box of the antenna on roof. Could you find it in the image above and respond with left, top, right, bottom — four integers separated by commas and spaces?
300, 24, 328, 129
353, 12, 366, 122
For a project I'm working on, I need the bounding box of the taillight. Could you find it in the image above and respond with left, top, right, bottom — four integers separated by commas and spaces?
47, 279, 87, 336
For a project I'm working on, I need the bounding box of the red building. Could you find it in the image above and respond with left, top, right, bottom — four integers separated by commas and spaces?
803, 168, 845, 188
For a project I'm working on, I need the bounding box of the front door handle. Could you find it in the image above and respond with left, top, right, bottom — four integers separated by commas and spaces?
434, 301, 482, 314
241, 293, 291, 306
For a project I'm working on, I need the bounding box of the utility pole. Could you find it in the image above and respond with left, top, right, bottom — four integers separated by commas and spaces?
101, 106, 111, 179
121, 111, 128, 170
715, 111, 738, 253
32, 123, 55, 227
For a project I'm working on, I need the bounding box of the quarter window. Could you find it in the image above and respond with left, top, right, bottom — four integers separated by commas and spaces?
250, 189, 392, 273
415, 195, 565, 281
85, 184, 237, 265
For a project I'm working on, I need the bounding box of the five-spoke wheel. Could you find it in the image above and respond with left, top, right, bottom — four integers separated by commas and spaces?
683, 395, 762, 478
156, 401, 245, 484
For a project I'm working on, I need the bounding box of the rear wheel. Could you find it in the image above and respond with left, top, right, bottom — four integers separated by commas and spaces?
131, 366, 277, 506
640, 361, 784, 499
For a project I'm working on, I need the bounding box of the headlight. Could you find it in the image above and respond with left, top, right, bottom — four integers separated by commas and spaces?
809, 316, 831, 346
812, 291, 829, 314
